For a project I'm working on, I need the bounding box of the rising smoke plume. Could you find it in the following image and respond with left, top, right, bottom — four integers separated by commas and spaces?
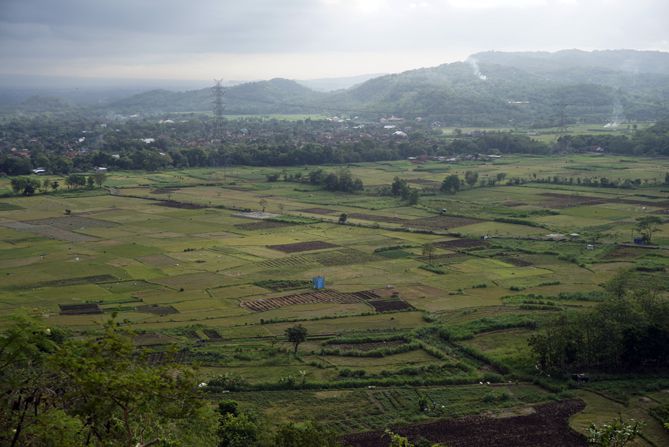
466, 57, 487, 81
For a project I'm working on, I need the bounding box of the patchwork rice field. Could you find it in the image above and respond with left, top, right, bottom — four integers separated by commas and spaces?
1, 154, 668, 444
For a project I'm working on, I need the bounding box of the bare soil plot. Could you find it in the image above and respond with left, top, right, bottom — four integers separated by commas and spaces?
154, 200, 206, 209
241, 289, 367, 312
234, 221, 296, 231
608, 197, 669, 207
343, 399, 586, 447
498, 256, 534, 267
267, 241, 339, 253
297, 207, 338, 215
150, 187, 178, 194
59, 303, 103, 315
435, 239, 489, 250
405, 215, 484, 230
368, 300, 413, 312
136, 304, 179, 316
348, 213, 410, 224
350, 290, 381, 300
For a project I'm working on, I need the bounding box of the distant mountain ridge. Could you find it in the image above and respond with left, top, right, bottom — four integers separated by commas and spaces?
6, 49, 669, 126
107, 78, 326, 114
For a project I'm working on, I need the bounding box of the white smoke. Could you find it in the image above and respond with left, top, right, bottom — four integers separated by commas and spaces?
466, 57, 487, 81
604, 97, 625, 128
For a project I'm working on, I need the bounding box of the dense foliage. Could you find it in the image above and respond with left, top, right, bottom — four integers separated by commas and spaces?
2, 115, 669, 178
529, 272, 669, 374
0, 315, 216, 447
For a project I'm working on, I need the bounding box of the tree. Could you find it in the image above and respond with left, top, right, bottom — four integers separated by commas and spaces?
441, 175, 460, 194
10, 177, 40, 196
465, 170, 479, 187
391, 177, 408, 196
323, 173, 339, 191
273, 421, 340, 447
86, 175, 95, 189
587, 418, 643, 447
406, 189, 420, 205
65, 174, 85, 189
259, 199, 268, 212
0, 315, 216, 447
285, 325, 308, 354
218, 413, 262, 447
0, 314, 64, 447
385, 430, 414, 447
10, 177, 24, 194
635, 216, 662, 243
51, 180, 60, 192
50, 319, 216, 447
496, 172, 507, 182
218, 400, 240, 417
93, 172, 107, 188
338, 213, 348, 224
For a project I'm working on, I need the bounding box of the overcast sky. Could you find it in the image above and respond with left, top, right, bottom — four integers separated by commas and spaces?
1, 0, 668, 82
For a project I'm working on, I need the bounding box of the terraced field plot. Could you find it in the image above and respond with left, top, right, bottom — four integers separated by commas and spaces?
1, 155, 668, 443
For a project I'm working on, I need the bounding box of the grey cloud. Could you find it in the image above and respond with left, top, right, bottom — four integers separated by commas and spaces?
0, 0, 668, 79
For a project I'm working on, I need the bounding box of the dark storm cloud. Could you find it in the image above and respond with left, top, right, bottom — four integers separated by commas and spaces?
1, 0, 668, 79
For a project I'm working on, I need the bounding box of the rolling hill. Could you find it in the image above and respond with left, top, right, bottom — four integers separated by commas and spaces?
38, 50, 669, 126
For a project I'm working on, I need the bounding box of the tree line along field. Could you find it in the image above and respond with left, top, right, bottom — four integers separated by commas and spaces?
1, 154, 669, 445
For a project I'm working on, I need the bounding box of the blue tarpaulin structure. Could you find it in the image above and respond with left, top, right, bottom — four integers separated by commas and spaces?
312, 276, 325, 289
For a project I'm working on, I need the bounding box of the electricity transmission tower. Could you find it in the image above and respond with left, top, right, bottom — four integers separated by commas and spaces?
212, 79, 224, 141
212, 79, 232, 178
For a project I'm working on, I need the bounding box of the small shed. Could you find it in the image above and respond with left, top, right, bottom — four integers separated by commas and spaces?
312, 276, 325, 290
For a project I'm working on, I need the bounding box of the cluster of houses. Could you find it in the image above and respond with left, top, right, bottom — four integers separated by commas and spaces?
407, 153, 503, 164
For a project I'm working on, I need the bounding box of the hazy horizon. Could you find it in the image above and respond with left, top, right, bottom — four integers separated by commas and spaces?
1, 0, 668, 84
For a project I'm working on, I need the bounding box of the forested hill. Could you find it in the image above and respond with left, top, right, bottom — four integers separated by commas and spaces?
108, 78, 326, 114
9, 49, 669, 126
326, 50, 669, 126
